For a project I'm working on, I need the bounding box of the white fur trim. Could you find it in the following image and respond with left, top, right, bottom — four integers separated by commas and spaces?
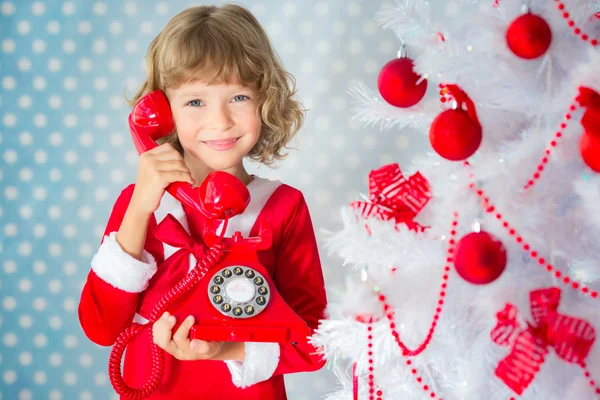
225, 342, 280, 388
91, 232, 158, 293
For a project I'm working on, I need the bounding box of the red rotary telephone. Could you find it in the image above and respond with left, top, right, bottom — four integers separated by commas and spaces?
108, 90, 309, 399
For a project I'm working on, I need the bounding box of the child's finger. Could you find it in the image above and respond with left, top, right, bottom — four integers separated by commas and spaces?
172, 315, 194, 349
152, 313, 174, 350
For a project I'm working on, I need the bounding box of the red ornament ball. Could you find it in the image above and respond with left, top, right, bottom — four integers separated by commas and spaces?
581, 109, 600, 137
580, 130, 600, 172
429, 109, 482, 161
454, 231, 507, 285
378, 57, 428, 108
506, 13, 552, 59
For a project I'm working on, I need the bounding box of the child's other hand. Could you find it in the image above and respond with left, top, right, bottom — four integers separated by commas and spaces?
152, 312, 224, 360
131, 143, 196, 215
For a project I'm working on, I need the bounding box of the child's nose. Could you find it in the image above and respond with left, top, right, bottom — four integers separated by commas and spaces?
207, 103, 234, 131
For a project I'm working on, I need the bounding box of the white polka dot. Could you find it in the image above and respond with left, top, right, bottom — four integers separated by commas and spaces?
4, 260, 16, 273
315, 2, 329, 16
109, 58, 123, 72
348, 39, 363, 54
33, 297, 47, 311
4, 369, 16, 384
79, 206, 93, 220
19, 315, 33, 328
4, 223, 17, 237
4, 332, 17, 347
47, 20, 61, 34
49, 279, 62, 293
316, 40, 331, 54
78, 20, 91, 34
283, 40, 297, 54
63, 39, 76, 54
364, 59, 379, 74
315, 190, 330, 204
363, 135, 377, 148
95, 187, 108, 201
111, 169, 124, 182
110, 133, 124, 147
3, 76, 16, 89
299, 21, 312, 36
2, 2, 15, 16
125, 39, 138, 53
49, 205, 62, 219
33, 186, 48, 200
49, 95, 62, 109
93, 2, 107, 16
3, 296, 16, 311
49, 352, 63, 366
3, 113, 17, 127
95, 114, 108, 128
282, 3, 296, 16
79, 353, 93, 367
76, 59, 91, 74
64, 151, 78, 164
49, 243, 62, 257
64, 371, 77, 385
4, 149, 17, 163
94, 38, 106, 53
109, 21, 122, 35
267, 22, 282, 36
315, 116, 330, 131
2, 38, 15, 53
95, 151, 108, 164
95, 372, 107, 386
62, 1, 75, 15
124, 1, 137, 15
64, 114, 78, 127
80, 391, 92, 400
19, 279, 32, 292
396, 135, 411, 149
316, 79, 331, 92
299, 172, 313, 185
333, 21, 347, 36
141, 21, 154, 35
34, 370, 47, 383
33, 76, 47, 90
346, 153, 361, 169
250, 3, 265, 16
332, 59, 346, 73
33, 334, 47, 348
48, 58, 62, 72
33, 150, 47, 165
32, 39, 46, 53
64, 188, 77, 202
155, 1, 168, 15
19, 389, 33, 400
18, 57, 31, 71
79, 96, 93, 109
363, 20, 377, 35
20, 205, 33, 219
380, 40, 394, 54
32, 1, 45, 15
5, 186, 18, 200
348, 2, 361, 16
19, 352, 32, 366
18, 241, 32, 256
33, 260, 46, 274
63, 298, 76, 312
64, 335, 78, 349
64, 261, 77, 276
95, 77, 108, 91
33, 224, 46, 237
16, 20, 31, 35
331, 172, 345, 186
301, 60, 314, 74
34, 113, 47, 128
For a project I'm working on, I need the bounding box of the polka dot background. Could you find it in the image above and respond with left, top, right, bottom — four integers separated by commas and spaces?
0, 1, 432, 399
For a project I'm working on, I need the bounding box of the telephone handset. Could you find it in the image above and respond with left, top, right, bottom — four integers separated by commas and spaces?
109, 90, 310, 399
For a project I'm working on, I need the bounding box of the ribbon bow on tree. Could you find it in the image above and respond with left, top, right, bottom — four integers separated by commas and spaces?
491, 287, 596, 396
578, 86, 600, 137
350, 163, 431, 232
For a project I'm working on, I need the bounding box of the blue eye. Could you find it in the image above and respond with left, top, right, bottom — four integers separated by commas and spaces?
232, 95, 249, 102
187, 99, 203, 107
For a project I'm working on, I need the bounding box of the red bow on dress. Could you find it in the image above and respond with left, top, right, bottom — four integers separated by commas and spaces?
351, 163, 431, 232
491, 287, 596, 395
137, 213, 211, 318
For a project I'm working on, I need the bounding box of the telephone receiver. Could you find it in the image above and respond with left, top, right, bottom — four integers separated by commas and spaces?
128, 89, 250, 220
109, 90, 310, 399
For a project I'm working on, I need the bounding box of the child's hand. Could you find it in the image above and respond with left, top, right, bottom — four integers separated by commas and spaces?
152, 312, 224, 360
131, 143, 195, 215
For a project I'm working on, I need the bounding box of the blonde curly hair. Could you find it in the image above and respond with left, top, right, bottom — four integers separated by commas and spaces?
128, 4, 305, 166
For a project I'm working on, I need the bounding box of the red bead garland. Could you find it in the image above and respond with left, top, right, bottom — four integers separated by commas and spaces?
465, 162, 598, 299
580, 362, 600, 396
376, 213, 458, 357
523, 99, 580, 189
366, 322, 383, 400
553, 0, 599, 46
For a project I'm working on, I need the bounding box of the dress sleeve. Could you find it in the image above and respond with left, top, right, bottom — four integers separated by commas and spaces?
78, 184, 161, 346
272, 190, 328, 375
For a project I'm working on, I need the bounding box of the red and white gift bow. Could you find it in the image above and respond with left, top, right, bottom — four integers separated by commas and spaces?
491, 287, 597, 396
350, 163, 431, 232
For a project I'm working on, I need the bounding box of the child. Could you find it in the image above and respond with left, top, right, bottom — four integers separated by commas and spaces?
78, 4, 327, 399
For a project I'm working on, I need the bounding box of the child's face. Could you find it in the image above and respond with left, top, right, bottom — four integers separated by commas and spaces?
165, 76, 261, 171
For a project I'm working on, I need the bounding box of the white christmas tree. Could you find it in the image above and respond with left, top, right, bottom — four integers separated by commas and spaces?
311, 1, 600, 399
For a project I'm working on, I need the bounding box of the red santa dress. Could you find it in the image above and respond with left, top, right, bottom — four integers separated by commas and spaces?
78, 176, 327, 399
